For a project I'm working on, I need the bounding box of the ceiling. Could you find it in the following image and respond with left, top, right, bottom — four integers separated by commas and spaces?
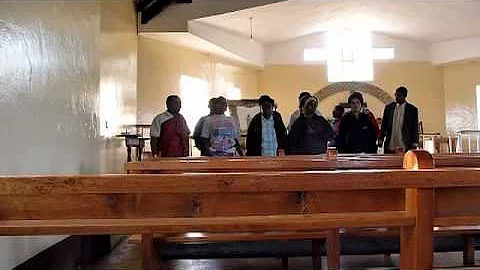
141, 32, 253, 65
196, 0, 480, 44
140, 0, 285, 32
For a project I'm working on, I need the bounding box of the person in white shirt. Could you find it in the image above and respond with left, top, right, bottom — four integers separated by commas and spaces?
287, 92, 321, 132
379, 86, 419, 154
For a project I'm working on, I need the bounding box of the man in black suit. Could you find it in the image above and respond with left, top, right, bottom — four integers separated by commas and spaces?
379, 86, 419, 154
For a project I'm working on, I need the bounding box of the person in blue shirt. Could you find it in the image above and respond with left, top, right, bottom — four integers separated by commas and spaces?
246, 95, 287, 156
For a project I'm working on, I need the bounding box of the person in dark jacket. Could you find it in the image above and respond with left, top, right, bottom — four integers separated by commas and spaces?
337, 92, 379, 154
287, 96, 333, 155
246, 95, 287, 156
379, 86, 419, 153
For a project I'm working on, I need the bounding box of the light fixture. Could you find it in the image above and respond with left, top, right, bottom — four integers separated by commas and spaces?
249, 17, 254, 42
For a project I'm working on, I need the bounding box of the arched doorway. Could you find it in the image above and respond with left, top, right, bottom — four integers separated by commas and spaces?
314, 82, 394, 104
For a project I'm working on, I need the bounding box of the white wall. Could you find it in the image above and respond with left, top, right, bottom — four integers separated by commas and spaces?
0, 1, 137, 268
372, 33, 430, 62
431, 37, 480, 65
266, 32, 430, 65
188, 21, 265, 67
266, 33, 326, 65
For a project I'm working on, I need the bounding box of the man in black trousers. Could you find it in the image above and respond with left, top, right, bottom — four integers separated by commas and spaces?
379, 86, 419, 154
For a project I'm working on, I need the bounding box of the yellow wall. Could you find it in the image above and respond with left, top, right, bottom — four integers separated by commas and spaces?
138, 39, 480, 135
259, 62, 445, 133
443, 61, 480, 133
259, 65, 328, 121
99, 1, 138, 173
100, 1, 138, 126
375, 62, 445, 133
137, 35, 259, 124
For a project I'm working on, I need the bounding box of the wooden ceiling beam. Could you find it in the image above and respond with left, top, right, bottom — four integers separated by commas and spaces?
138, 0, 192, 24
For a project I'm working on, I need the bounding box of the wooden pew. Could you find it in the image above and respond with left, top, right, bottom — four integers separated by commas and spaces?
0, 170, 423, 269
434, 153, 480, 167
125, 153, 480, 174
126, 155, 399, 269
4, 169, 480, 269
5, 155, 480, 265
125, 154, 402, 174
125, 153, 480, 269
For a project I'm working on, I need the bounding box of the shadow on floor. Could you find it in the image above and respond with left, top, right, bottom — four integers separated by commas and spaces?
89, 237, 480, 270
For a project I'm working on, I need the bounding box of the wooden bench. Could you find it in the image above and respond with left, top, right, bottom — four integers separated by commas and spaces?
0, 170, 419, 269
125, 154, 400, 174
126, 154, 402, 269
125, 153, 480, 174
126, 152, 480, 268
3, 151, 480, 269
4, 168, 480, 269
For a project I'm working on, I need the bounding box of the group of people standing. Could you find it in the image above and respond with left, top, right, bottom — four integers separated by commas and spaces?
150, 86, 419, 158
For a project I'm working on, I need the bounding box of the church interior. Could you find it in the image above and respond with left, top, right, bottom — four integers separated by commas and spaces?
2, 0, 480, 269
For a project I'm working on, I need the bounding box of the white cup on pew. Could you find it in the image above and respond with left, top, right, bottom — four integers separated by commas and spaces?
326, 141, 337, 160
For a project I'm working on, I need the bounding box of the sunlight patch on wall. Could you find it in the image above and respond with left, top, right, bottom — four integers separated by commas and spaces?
99, 82, 121, 138
180, 75, 242, 129
180, 75, 209, 131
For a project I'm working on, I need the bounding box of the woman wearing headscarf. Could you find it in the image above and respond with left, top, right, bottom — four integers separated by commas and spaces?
287, 96, 333, 155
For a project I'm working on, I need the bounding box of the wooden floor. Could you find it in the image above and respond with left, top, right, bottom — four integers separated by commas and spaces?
88, 236, 480, 270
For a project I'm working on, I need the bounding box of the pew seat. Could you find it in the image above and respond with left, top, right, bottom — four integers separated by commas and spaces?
157, 235, 478, 261
156, 228, 479, 266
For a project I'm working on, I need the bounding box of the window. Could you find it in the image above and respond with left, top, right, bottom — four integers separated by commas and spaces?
326, 29, 373, 82
226, 87, 241, 100
476, 84, 480, 129
179, 75, 242, 130
215, 78, 242, 100
303, 30, 395, 82
180, 75, 209, 131
214, 78, 242, 116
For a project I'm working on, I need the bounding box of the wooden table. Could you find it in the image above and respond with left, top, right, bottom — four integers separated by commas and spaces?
116, 134, 149, 162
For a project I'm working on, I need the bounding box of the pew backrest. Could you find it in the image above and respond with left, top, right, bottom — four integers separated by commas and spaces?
125, 154, 480, 174
2, 169, 480, 235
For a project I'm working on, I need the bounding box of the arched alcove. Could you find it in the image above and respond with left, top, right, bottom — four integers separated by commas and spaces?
314, 82, 394, 104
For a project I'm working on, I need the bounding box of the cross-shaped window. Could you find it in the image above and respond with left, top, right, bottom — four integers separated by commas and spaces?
304, 29, 395, 82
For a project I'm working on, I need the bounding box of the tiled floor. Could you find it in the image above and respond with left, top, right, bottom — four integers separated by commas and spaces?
89, 237, 480, 270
